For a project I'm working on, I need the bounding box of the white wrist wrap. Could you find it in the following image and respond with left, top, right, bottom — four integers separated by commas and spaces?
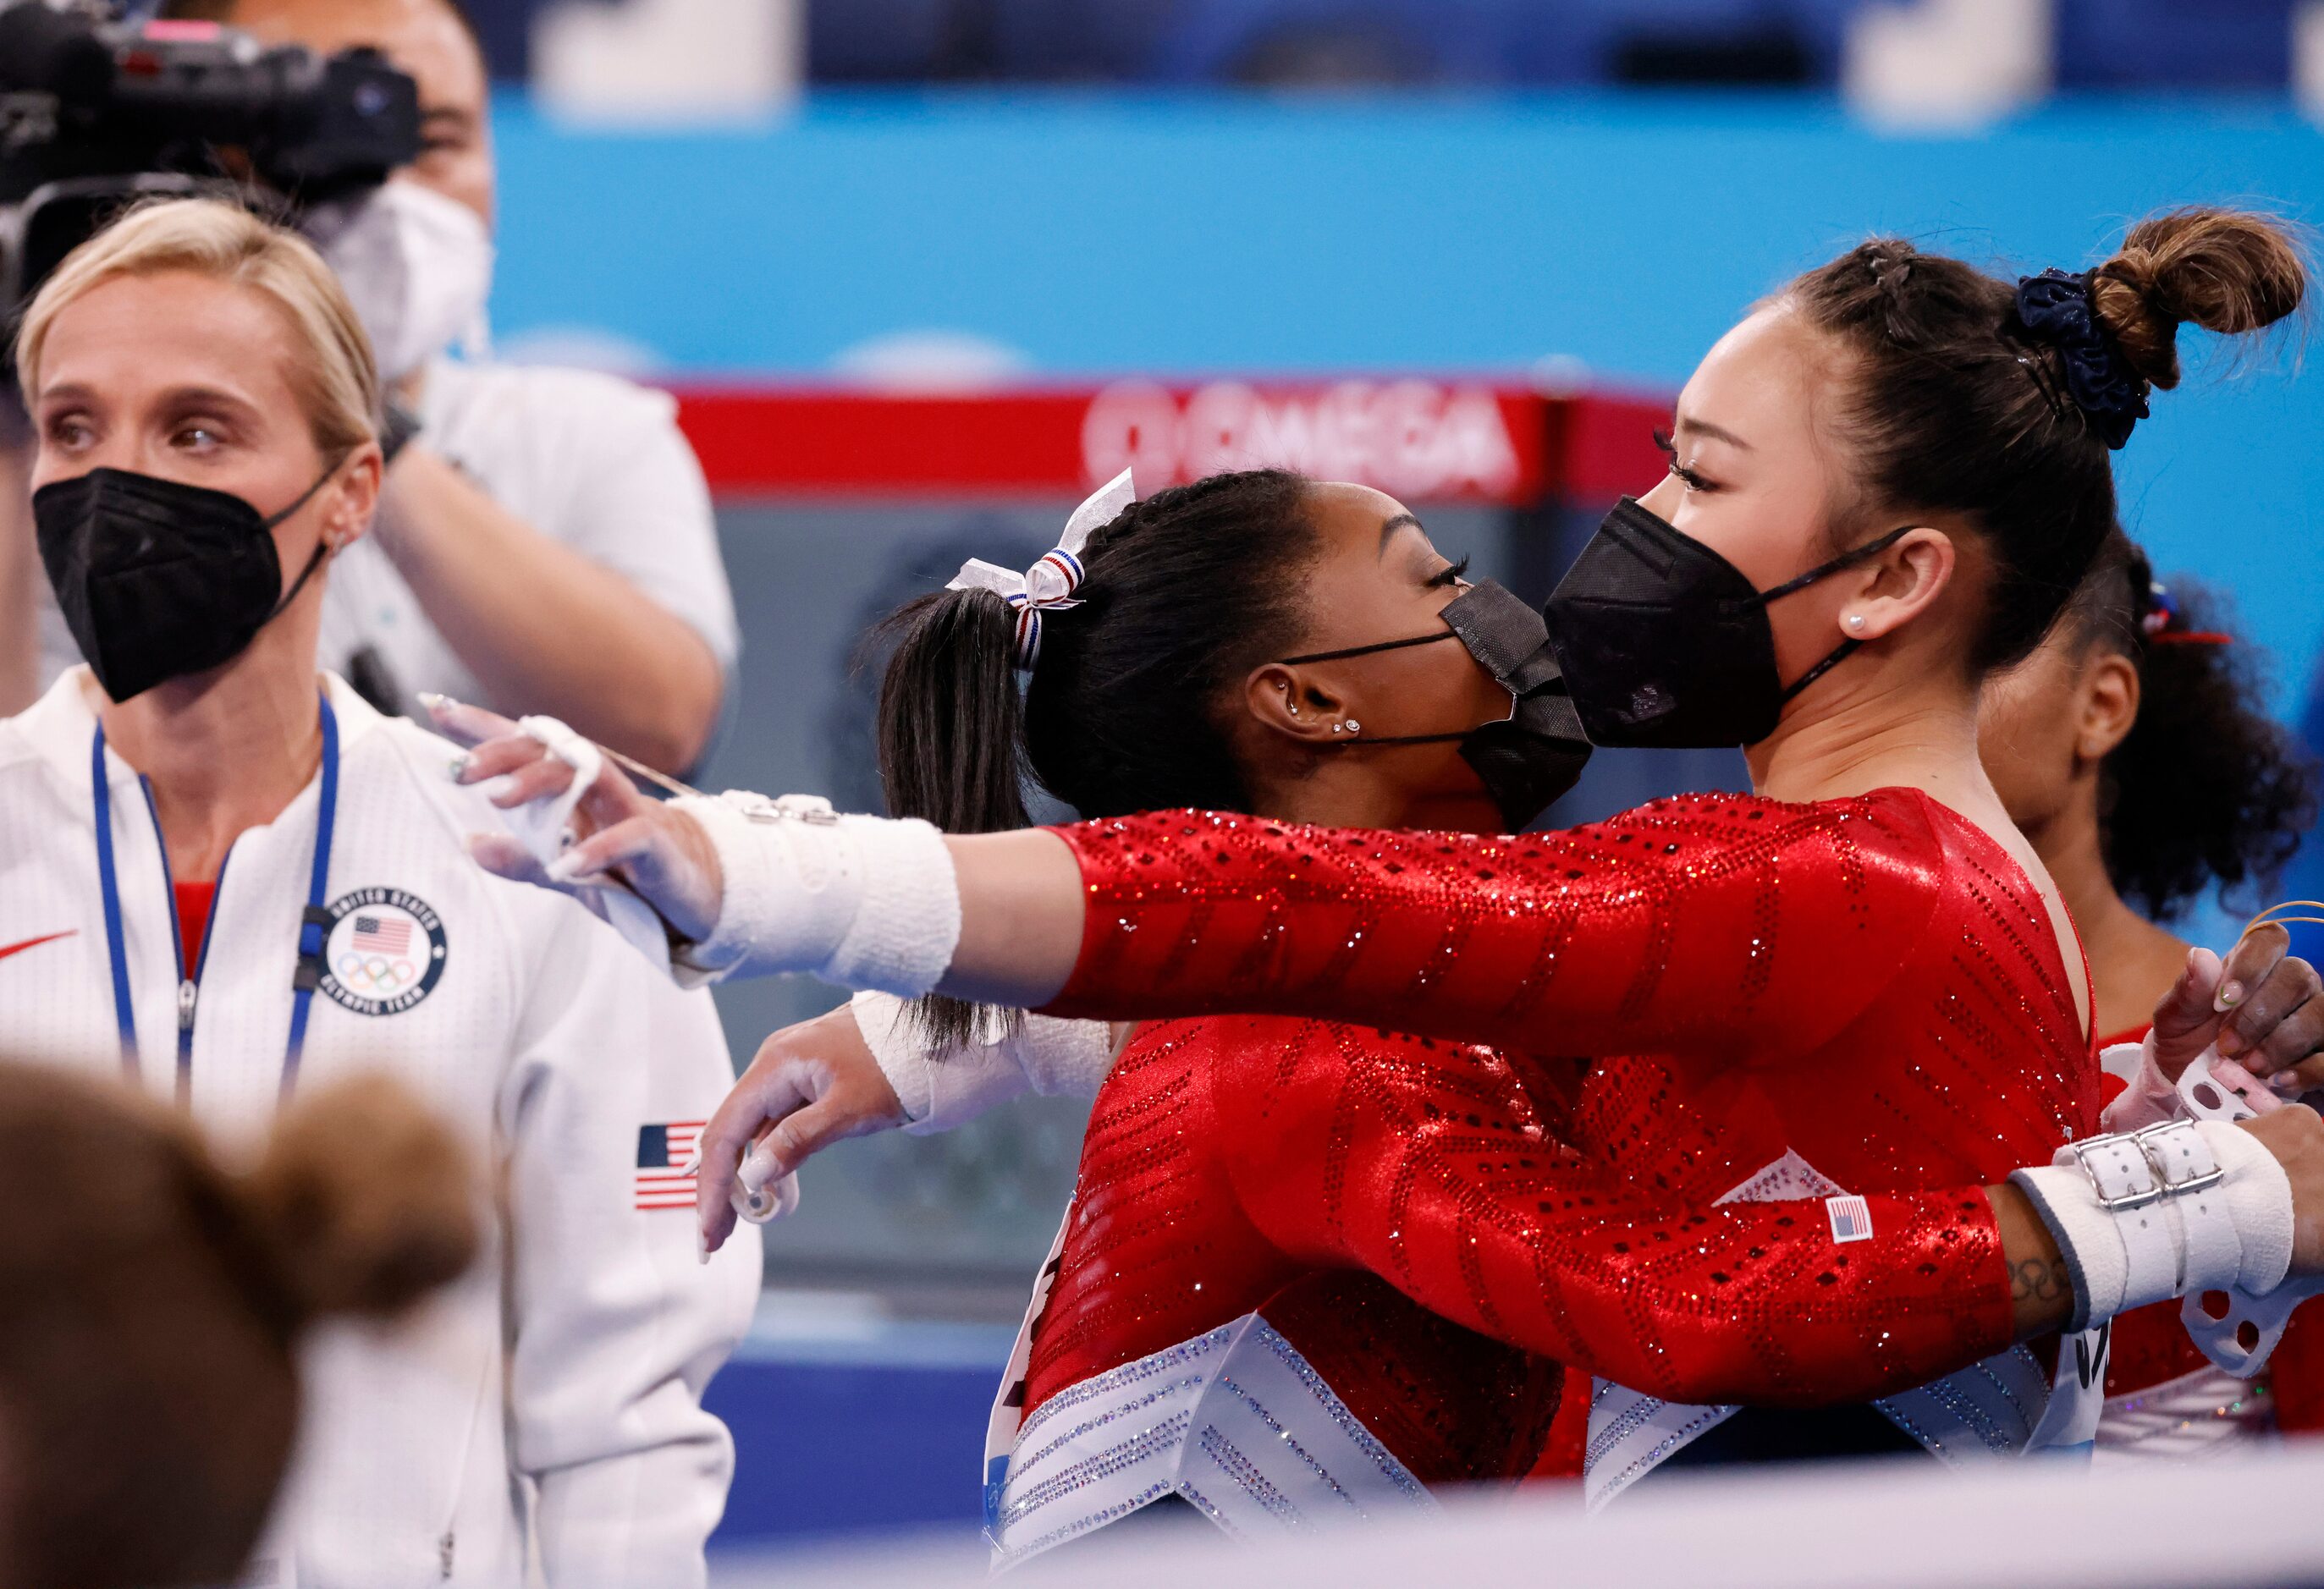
1005, 1014, 1117, 1102
852, 990, 939, 1124
851, 991, 1116, 1135
2009, 1120, 2292, 1334
669, 794, 961, 996
2200, 1120, 2296, 1295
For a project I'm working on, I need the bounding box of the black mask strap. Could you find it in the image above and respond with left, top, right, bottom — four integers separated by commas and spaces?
1760, 525, 1920, 706
1778, 638, 1860, 706
1743, 523, 1917, 609
1729, 523, 1917, 707
1279, 629, 1462, 666
260, 463, 344, 621
1319, 729, 1468, 748
1313, 684, 1523, 751
267, 538, 332, 621
260, 463, 342, 532
1279, 629, 1476, 745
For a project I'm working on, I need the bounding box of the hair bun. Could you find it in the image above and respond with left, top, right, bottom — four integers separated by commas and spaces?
1863, 240, 1917, 289
234, 1074, 478, 1324
2091, 206, 2308, 389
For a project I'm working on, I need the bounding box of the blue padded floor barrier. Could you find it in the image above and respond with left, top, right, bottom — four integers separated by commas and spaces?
707, 1300, 1016, 1551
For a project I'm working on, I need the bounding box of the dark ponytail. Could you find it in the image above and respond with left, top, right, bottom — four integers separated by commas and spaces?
1787, 206, 2306, 674
875, 588, 1035, 841
873, 587, 1035, 1049
2062, 532, 2320, 919
874, 468, 1320, 1045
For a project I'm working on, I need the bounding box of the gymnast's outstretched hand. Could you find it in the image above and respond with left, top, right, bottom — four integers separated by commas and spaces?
429, 693, 1084, 1006
2149, 920, 2324, 1091
427, 696, 728, 944
693, 1004, 907, 1254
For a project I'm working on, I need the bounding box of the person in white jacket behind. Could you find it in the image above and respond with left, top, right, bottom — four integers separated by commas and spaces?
1, 196, 758, 1586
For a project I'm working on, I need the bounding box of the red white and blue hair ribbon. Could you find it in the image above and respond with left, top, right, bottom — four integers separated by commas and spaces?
2142, 580, 2232, 647
947, 468, 1136, 669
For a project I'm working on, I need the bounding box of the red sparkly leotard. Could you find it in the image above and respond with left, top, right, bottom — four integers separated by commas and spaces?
1026, 1014, 2026, 1482
1017, 789, 2098, 1490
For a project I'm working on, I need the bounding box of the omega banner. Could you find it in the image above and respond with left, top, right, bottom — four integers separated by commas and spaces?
669, 377, 1667, 504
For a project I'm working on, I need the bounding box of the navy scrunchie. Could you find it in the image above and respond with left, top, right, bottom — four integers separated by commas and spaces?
2013, 267, 2149, 449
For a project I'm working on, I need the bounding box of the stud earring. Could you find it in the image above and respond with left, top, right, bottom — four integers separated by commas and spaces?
1335, 718, 1361, 736
1846, 613, 1868, 633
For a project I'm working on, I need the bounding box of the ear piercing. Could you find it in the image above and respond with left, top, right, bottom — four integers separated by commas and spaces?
1286, 681, 1359, 735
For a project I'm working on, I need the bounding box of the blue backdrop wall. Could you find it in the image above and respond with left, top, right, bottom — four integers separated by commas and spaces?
488, 92, 2322, 718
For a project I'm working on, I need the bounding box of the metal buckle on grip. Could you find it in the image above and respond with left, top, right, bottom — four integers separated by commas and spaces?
2068, 1133, 2162, 1211
2133, 1120, 2225, 1198
588, 742, 844, 831
730, 792, 840, 827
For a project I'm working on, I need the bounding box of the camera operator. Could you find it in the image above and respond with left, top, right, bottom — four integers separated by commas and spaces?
18, 0, 741, 773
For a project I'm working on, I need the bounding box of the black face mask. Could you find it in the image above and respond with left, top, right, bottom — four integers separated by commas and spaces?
1541, 497, 1912, 749
35, 465, 336, 703
1278, 579, 1593, 831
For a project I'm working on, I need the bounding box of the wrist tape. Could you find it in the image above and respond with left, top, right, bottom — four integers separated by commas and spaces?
852, 992, 939, 1123
854, 991, 1116, 1133
670, 793, 961, 996
2009, 1120, 2292, 1337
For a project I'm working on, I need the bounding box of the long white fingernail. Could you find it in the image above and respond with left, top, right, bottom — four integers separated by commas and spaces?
697, 1227, 710, 1264
483, 773, 521, 802
739, 1144, 778, 1191
418, 691, 448, 712
448, 754, 471, 781
544, 851, 592, 884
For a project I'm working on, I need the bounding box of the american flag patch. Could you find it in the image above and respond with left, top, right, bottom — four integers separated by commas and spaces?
351, 914, 412, 955
1826, 1194, 1874, 1244
635, 1121, 705, 1211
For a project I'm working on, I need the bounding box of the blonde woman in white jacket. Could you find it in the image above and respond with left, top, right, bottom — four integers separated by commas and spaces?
1, 197, 759, 1587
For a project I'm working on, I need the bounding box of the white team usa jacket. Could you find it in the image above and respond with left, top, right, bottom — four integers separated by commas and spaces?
0, 671, 762, 1588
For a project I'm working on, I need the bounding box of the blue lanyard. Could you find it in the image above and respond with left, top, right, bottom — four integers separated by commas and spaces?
92, 695, 339, 1102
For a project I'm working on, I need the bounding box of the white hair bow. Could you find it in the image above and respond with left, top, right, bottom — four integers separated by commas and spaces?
947, 468, 1136, 669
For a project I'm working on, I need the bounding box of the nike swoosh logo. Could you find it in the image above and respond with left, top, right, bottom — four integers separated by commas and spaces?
0, 931, 75, 964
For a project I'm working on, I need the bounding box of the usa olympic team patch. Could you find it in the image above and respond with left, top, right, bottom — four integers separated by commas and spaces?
318, 888, 448, 1015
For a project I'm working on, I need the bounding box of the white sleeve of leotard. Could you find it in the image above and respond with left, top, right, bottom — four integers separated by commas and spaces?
851, 990, 1115, 1135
